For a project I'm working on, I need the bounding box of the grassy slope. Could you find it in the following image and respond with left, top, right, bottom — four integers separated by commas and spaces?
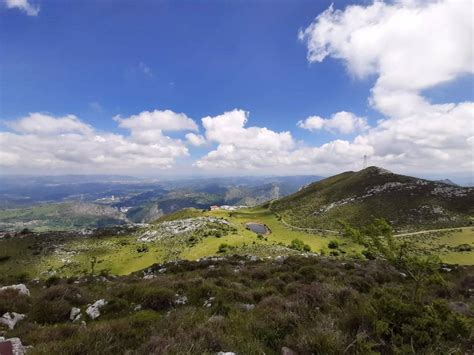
398, 227, 474, 265
269, 167, 474, 231
0, 207, 362, 279
1, 207, 472, 280
1, 256, 472, 354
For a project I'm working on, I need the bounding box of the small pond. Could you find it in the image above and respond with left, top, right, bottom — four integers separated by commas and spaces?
245, 222, 270, 235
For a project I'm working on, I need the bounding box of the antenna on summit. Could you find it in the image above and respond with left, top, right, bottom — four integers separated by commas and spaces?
363, 155, 368, 169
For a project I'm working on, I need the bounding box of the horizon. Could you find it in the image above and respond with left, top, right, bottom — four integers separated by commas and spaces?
0, 165, 472, 187
1, 0, 473, 181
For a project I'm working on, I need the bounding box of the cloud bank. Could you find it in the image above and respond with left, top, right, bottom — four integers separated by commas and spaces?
5, 0, 39, 16
0, 111, 197, 173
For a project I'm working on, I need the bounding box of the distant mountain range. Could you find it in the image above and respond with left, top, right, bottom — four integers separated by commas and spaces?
0, 175, 322, 230
268, 167, 474, 232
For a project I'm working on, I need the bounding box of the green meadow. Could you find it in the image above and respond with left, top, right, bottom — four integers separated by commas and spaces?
0, 207, 472, 281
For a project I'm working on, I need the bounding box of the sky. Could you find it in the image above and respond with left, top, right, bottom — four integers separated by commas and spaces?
0, 0, 473, 183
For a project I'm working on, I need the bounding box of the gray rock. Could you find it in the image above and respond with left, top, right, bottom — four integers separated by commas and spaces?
0, 312, 26, 330
86, 299, 108, 320
0, 284, 30, 296
281, 347, 297, 355
70, 307, 81, 322
174, 294, 188, 305
0, 337, 29, 355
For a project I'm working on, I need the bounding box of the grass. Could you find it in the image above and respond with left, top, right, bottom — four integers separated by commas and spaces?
398, 228, 474, 265
1, 208, 472, 281
1, 255, 472, 354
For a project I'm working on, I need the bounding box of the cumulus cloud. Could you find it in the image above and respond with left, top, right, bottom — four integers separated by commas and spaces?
0, 111, 195, 173
186, 133, 207, 147
202, 109, 294, 151
114, 109, 198, 145
297, 0, 474, 174
298, 111, 369, 134
5, 0, 39, 16
7, 113, 93, 135
195, 109, 372, 173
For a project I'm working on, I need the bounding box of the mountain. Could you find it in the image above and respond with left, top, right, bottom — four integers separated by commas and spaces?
0, 202, 127, 231
268, 166, 474, 232
435, 179, 459, 186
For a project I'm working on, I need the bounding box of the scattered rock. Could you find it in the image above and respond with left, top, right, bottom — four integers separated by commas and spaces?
174, 294, 188, 305
0, 337, 29, 355
86, 299, 108, 320
217, 352, 235, 355
203, 297, 215, 308
239, 303, 255, 311
0, 284, 30, 296
133, 304, 142, 312
0, 312, 26, 330
281, 346, 297, 355
70, 307, 81, 322
247, 255, 260, 262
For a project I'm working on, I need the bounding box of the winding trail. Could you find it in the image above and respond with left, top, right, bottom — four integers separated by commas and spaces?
268, 200, 472, 237
394, 226, 471, 237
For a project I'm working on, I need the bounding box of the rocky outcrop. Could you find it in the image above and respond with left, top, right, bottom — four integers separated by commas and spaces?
0, 284, 30, 296
70, 307, 81, 322
86, 299, 107, 320
138, 217, 230, 242
0, 312, 26, 330
0, 337, 29, 355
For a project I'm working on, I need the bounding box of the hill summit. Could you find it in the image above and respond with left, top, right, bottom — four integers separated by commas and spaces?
269, 166, 474, 232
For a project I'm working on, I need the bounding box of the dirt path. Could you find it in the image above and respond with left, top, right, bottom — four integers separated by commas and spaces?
394, 226, 471, 237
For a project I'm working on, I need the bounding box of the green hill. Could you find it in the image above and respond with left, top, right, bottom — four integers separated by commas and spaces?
268, 167, 474, 232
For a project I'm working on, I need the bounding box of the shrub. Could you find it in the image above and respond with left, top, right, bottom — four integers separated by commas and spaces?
218, 243, 231, 253
136, 287, 175, 311
289, 239, 311, 252
137, 244, 149, 253
0, 289, 31, 314
328, 240, 339, 249
30, 299, 72, 324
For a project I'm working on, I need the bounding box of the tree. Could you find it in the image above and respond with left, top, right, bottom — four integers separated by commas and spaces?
340, 218, 441, 301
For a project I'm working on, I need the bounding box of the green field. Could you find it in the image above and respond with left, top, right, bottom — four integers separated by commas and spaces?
398, 227, 474, 265
0, 207, 362, 279
1, 207, 472, 281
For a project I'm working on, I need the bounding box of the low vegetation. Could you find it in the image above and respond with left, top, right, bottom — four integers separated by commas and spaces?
269, 167, 474, 231
0, 255, 472, 354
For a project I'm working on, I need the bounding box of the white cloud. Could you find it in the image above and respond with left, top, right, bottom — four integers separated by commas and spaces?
202, 109, 294, 151
0, 112, 191, 173
115, 109, 197, 132
186, 133, 207, 147
298, 111, 369, 134
298, 0, 474, 174
5, 0, 39, 16
114, 109, 198, 145
195, 109, 373, 173
7, 113, 93, 135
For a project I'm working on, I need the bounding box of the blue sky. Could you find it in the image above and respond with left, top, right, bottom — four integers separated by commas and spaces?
0, 0, 473, 182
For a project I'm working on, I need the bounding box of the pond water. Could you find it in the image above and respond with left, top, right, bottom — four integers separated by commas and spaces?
245, 223, 269, 235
